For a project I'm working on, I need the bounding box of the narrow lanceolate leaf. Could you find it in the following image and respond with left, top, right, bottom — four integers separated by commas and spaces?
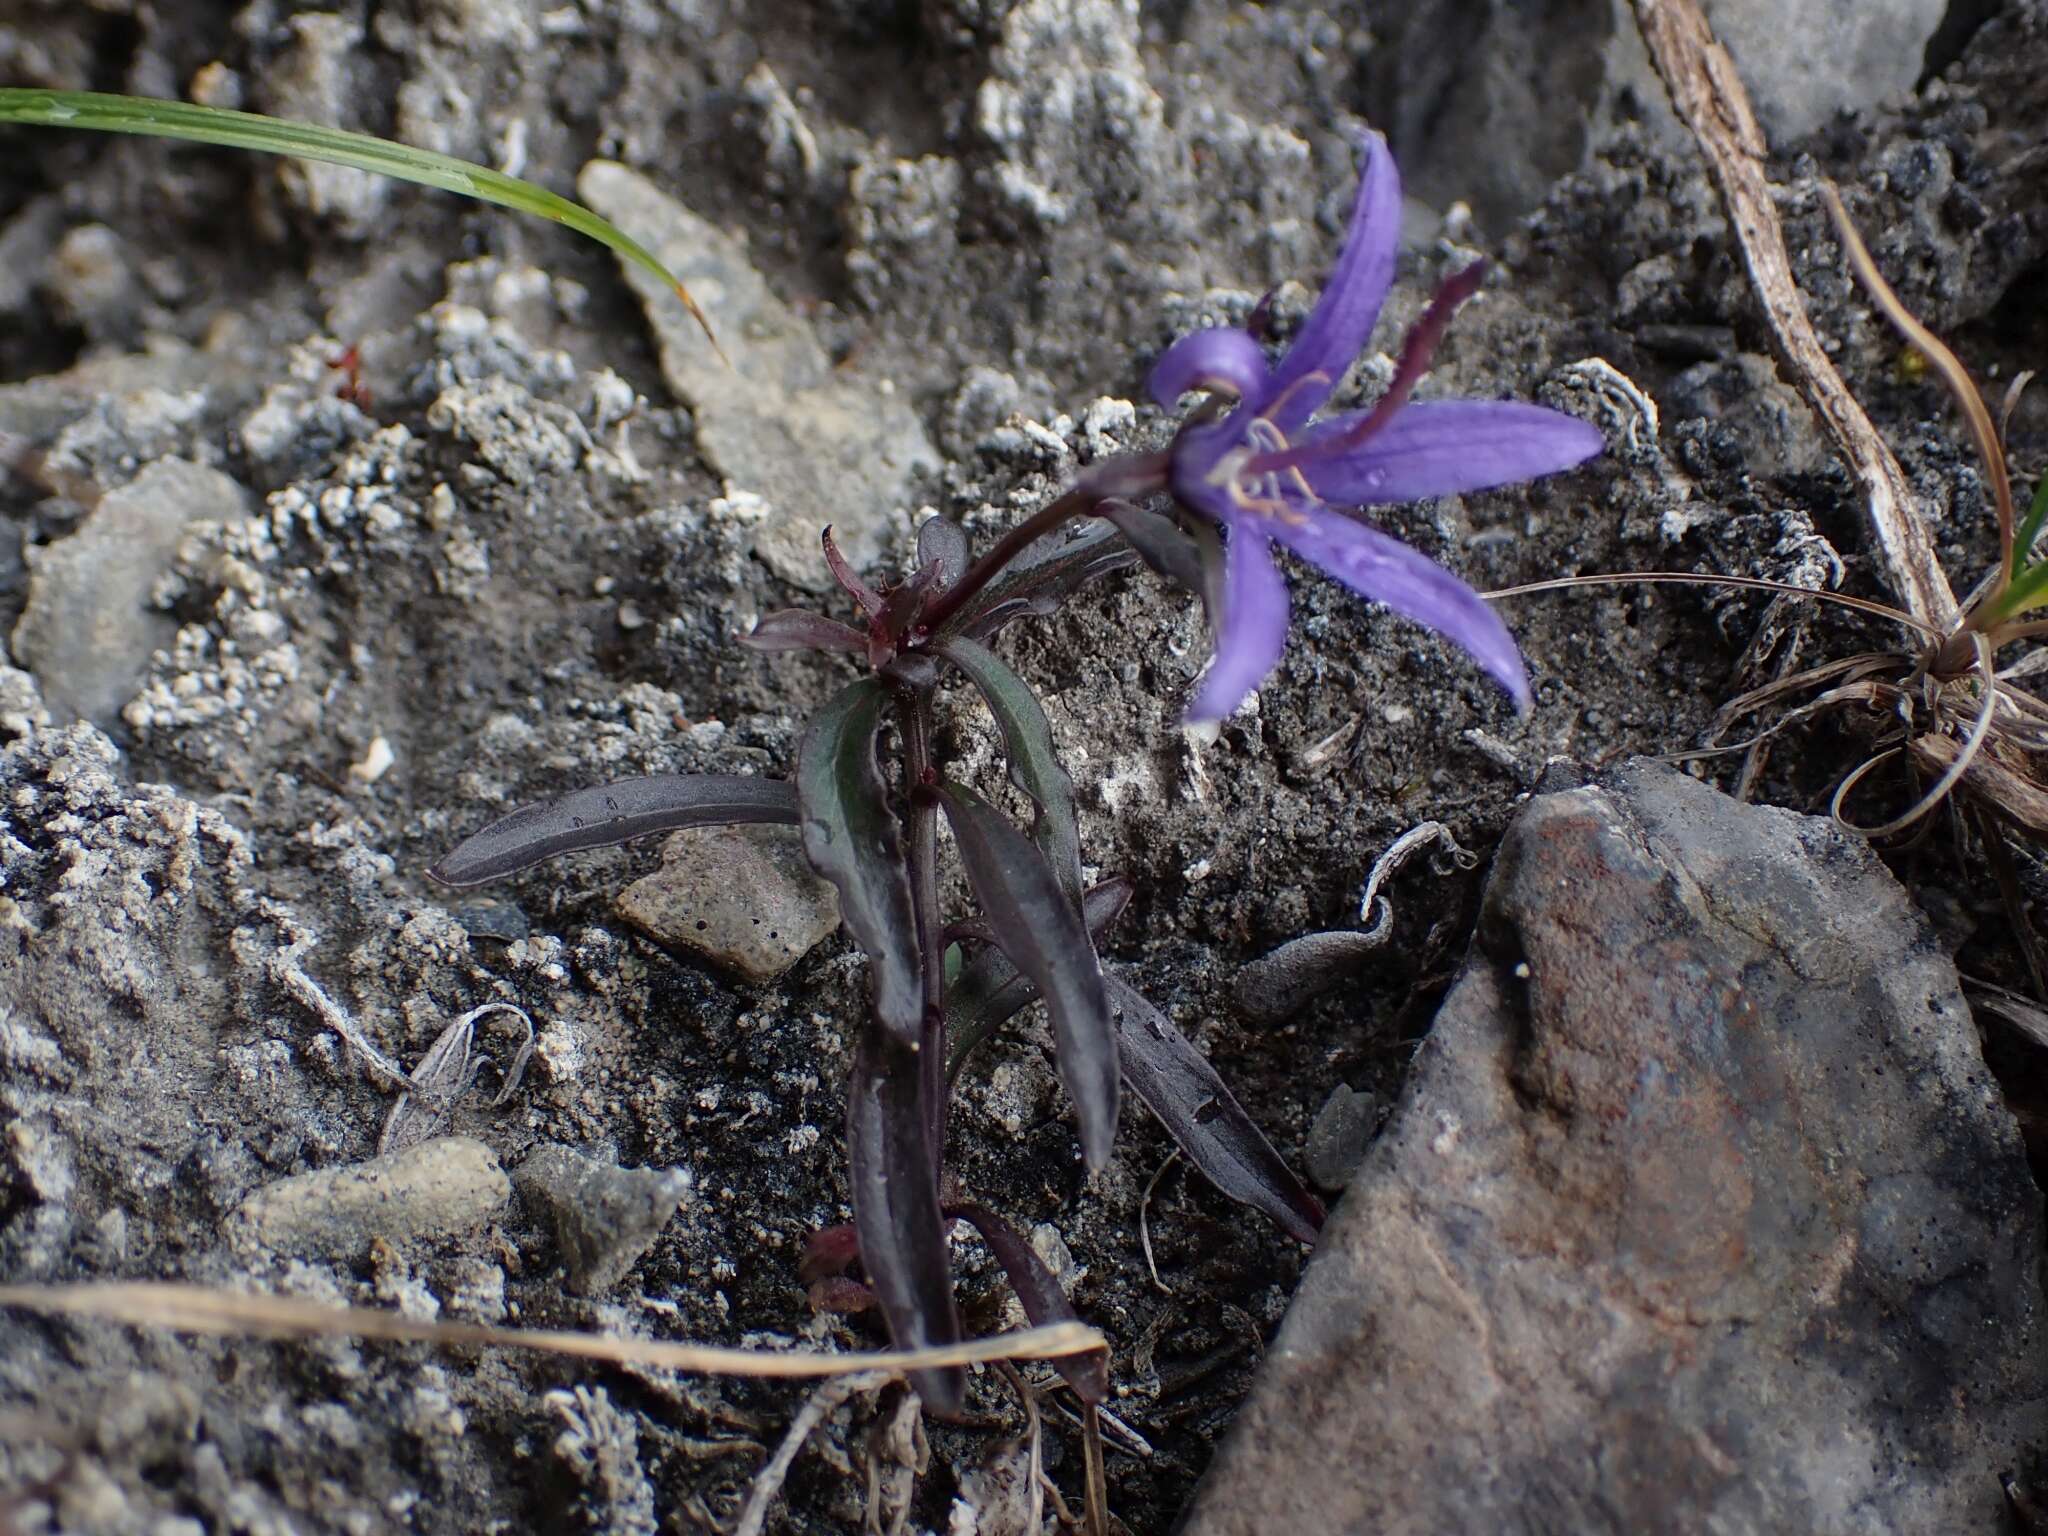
428, 775, 796, 888
946, 1203, 1107, 1403
935, 781, 1118, 1169
0, 89, 716, 350
738, 609, 866, 654
932, 636, 1083, 907
850, 1029, 963, 1415
797, 679, 923, 1044
946, 879, 1134, 1088
946, 520, 1137, 641
1100, 500, 1227, 635
1105, 975, 1324, 1244
1098, 500, 1208, 607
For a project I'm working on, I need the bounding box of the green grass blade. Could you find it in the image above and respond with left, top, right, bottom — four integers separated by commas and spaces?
1983, 479, 2048, 624
0, 88, 719, 356
2018, 475, 2048, 569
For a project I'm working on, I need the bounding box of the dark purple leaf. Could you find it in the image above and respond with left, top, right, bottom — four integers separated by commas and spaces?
1098, 500, 1204, 600
878, 561, 944, 644
945, 519, 1136, 641
1099, 500, 1225, 632
796, 678, 924, 1044
822, 524, 884, 615
915, 515, 971, 589
427, 774, 797, 889
932, 635, 1083, 907
945, 880, 1134, 1087
935, 781, 1118, 1169
850, 1027, 963, 1415
946, 1202, 1107, 1403
798, 1221, 861, 1285
738, 609, 866, 654
1106, 975, 1324, 1244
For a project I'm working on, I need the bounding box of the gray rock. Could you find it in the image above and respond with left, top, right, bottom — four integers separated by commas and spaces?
1303, 1084, 1378, 1193
972, 0, 1173, 234
1369, 0, 1950, 232
255, 12, 389, 237
575, 161, 938, 589
229, 1136, 511, 1260
0, 345, 246, 462
1619, 0, 1950, 143
514, 1144, 693, 1296
12, 458, 248, 729
1185, 761, 2047, 1536
614, 824, 841, 984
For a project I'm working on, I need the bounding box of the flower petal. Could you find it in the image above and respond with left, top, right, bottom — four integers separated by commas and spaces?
1300, 400, 1605, 506
1187, 530, 1290, 723
1267, 504, 1530, 710
1265, 131, 1401, 431
1148, 327, 1272, 412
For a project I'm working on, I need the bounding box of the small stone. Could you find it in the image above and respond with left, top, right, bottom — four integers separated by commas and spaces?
12, 458, 248, 728
614, 824, 840, 983
47, 223, 135, 330
1303, 1084, 1378, 1192
514, 1144, 693, 1296
229, 1136, 510, 1260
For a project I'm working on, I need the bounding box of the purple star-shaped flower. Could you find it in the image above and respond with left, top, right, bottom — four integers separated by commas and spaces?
1148, 132, 1605, 722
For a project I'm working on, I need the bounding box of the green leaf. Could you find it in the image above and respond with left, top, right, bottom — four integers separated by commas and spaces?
796, 679, 924, 1044
0, 89, 717, 352
935, 780, 1118, 1169
932, 635, 1083, 908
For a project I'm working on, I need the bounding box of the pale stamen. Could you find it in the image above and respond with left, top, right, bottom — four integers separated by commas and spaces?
1207, 417, 1320, 524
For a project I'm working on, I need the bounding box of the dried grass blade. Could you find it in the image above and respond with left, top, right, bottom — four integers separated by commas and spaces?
1832, 636, 1998, 837
0, 1281, 1101, 1375
1818, 183, 2015, 584
1486, 570, 1938, 637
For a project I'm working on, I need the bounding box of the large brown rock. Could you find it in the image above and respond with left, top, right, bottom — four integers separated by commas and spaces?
1185, 762, 2048, 1535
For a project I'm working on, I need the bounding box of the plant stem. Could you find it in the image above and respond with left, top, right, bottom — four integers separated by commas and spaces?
917, 452, 1169, 636
899, 688, 949, 1160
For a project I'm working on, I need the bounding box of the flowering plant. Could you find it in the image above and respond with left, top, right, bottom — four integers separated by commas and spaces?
432, 130, 1603, 1415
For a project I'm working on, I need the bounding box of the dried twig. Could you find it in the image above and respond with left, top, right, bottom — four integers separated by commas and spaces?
1138, 1150, 1180, 1294
1627, 0, 1960, 631
1080, 1403, 1110, 1536
271, 934, 408, 1088
994, 1362, 1050, 1536
733, 1371, 895, 1536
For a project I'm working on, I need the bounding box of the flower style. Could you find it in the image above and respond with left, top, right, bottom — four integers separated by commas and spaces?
1148, 132, 1605, 722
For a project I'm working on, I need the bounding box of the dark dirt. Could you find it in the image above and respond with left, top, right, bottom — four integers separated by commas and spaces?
3, 1, 2047, 1532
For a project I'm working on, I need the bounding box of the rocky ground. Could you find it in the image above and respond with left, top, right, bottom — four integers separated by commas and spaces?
3, 0, 2048, 1532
